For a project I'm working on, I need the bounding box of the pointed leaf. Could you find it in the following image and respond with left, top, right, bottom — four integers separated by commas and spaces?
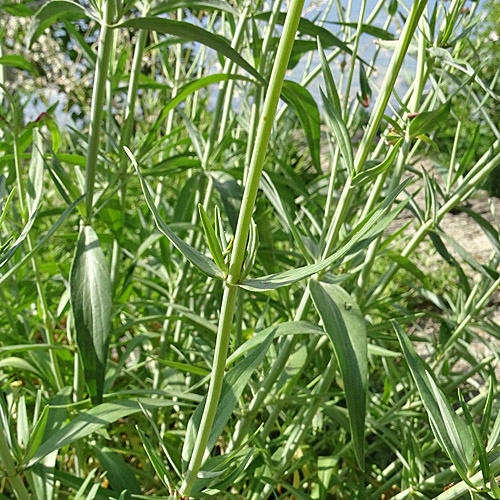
28, 0, 89, 47
198, 204, 227, 273
118, 18, 265, 85
310, 281, 367, 468
393, 321, 474, 482
0, 195, 84, 286
0, 55, 37, 75
321, 89, 354, 175
241, 180, 411, 291
27, 399, 175, 468
281, 80, 321, 174
94, 446, 141, 497
70, 225, 112, 404
127, 148, 224, 279
352, 139, 402, 186
409, 101, 451, 138
27, 129, 44, 217
317, 39, 341, 114
137, 427, 175, 491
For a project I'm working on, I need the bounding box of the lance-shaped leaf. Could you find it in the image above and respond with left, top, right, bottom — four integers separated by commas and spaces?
240, 179, 411, 291
0, 55, 37, 75
318, 39, 341, 114
126, 148, 223, 279
27, 0, 91, 47
118, 18, 265, 85
27, 399, 176, 468
198, 204, 227, 274
70, 225, 112, 405
310, 281, 367, 469
393, 321, 474, 484
321, 89, 354, 175
352, 139, 402, 186
27, 129, 44, 217
409, 101, 451, 138
281, 80, 321, 174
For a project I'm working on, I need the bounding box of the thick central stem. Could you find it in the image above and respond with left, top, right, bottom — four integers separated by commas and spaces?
179, 0, 305, 496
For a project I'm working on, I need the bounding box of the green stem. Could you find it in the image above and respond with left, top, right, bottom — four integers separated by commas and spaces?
179, 1, 305, 495
342, 0, 366, 118
84, 0, 115, 224
12, 112, 64, 390
0, 427, 30, 500
111, 2, 150, 287
354, 0, 427, 173
367, 140, 500, 306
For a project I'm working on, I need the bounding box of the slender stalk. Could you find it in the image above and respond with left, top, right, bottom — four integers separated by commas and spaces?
83, 0, 115, 224
179, 2, 305, 495
367, 140, 500, 306
0, 427, 30, 500
342, 0, 366, 118
354, 1, 427, 173
10, 97, 64, 391
251, 359, 337, 500
111, 0, 150, 287
228, 0, 429, 462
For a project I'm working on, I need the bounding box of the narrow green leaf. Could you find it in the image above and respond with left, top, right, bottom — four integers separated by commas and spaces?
4, 3, 33, 16
70, 225, 112, 405
150, 0, 238, 16
24, 405, 49, 461
27, 399, 175, 468
317, 39, 341, 114
27, 0, 90, 47
198, 204, 227, 274
241, 180, 411, 291
310, 281, 367, 468
358, 63, 372, 103
182, 327, 276, 471
388, 252, 431, 288
281, 80, 321, 174
321, 89, 354, 175
0, 209, 37, 268
409, 101, 451, 138
0, 55, 37, 75
118, 18, 265, 85
393, 321, 474, 483
127, 148, 224, 279
27, 129, 44, 217
329, 21, 395, 40
458, 389, 490, 487
481, 375, 495, 440
94, 446, 141, 497
54, 471, 118, 500
0, 195, 83, 286
137, 427, 175, 492
352, 139, 402, 186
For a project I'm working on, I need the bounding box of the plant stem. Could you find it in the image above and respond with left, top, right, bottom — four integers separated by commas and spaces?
0, 427, 30, 500
367, 140, 500, 306
228, 0, 428, 464
84, 0, 115, 224
12, 112, 64, 390
111, 1, 150, 287
179, 1, 305, 495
